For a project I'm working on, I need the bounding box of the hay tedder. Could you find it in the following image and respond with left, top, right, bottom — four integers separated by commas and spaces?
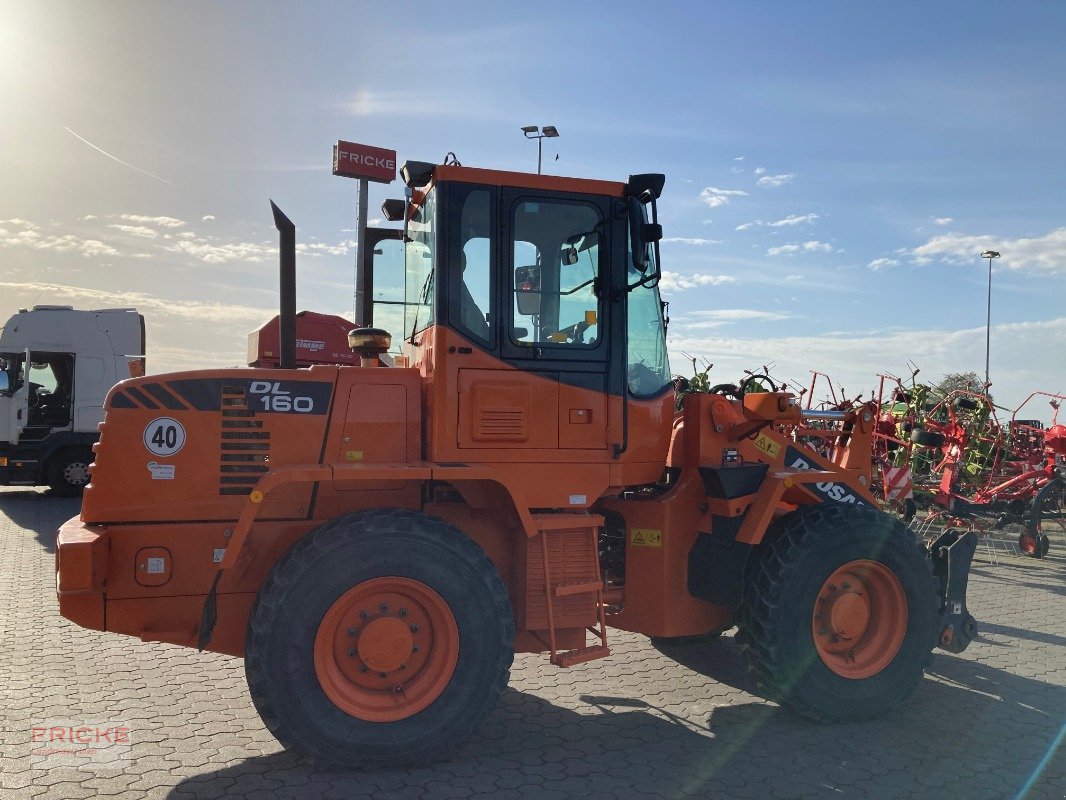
56, 160, 977, 767
910, 391, 1065, 558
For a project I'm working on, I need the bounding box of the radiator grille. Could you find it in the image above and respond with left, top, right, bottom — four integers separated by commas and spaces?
218, 386, 269, 495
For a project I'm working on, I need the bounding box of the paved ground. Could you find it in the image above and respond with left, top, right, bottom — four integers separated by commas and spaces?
1, 487, 1063, 800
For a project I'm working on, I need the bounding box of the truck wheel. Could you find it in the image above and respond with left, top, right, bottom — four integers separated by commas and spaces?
47, 449, 93, 496
737, 504, 937, 721
245, 508, 514, 767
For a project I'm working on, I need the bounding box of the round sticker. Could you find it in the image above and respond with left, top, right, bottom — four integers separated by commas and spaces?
143, 417, 186, 457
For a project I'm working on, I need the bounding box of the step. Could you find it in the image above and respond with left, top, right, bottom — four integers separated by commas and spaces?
553, 580, 602, 598
552, 644, 610, 667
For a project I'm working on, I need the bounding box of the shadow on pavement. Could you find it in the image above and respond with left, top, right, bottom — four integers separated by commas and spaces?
0, 488, 80, 553
165, 651, 1065, 800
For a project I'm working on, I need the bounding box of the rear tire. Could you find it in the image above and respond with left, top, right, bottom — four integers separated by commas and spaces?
47, 448, 93, 496
245, 508, 514, 768
737, 504, 938, 721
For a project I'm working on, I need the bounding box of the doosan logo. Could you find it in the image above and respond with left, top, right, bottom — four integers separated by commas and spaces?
785, 447, 866, 506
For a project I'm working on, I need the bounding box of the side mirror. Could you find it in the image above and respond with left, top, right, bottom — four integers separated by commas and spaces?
628, 197, 649, 272
0, 371, 8, 394
515, 265, 541, 316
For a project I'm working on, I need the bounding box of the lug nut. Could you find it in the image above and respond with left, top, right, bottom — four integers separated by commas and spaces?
399, 608, 408, 617
347, 648, 356, 658
347, 628, 356, 637
412, 645, 420, 653
394, 686, 404, 694
359, 610, 369, 620
359, 665, 368, 673
379, 603, 389, 612
842, 582, 851, 590
399, 664, 407, 671
818, 627, 828, 636
410, 624, 420, 633
379, 672, 387, 678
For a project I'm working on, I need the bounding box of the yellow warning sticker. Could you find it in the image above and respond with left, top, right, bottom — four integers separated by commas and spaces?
345, 450, 364, 461
753, 432, 781, 459
631, 528, 663, 547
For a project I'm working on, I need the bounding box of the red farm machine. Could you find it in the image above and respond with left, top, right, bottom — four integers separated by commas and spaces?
910, 391, 1066, 558
56, 158, 977, 767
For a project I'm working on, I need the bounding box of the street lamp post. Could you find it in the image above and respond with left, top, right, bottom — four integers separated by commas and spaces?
981, 249, 1000, 389
520, 125, 560, 174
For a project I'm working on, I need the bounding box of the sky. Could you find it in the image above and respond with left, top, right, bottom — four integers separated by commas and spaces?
1, 1, 1064, 418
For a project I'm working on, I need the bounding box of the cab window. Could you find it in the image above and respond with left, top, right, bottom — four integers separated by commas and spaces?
511, 200, 601, 347
406, 187, 436, 338
455, 189, 492, 343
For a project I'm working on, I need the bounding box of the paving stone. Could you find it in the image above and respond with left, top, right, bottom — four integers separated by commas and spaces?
2, 488, 1064, 800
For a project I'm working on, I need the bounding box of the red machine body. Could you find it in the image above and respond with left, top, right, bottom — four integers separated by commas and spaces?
248, 311, 359, 368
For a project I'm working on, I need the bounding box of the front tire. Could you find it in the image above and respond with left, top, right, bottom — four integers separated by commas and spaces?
737, 504, 938, 722
245, 508, 514, 767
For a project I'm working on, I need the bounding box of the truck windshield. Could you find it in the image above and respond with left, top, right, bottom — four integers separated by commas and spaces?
626, 244, 671, 397
406, 187, 437, 339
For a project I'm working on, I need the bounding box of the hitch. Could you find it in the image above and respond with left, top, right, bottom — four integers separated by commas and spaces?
928, 529, 978, 653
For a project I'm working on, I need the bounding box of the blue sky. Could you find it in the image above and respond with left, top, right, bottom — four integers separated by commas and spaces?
1, 1, 1064, 416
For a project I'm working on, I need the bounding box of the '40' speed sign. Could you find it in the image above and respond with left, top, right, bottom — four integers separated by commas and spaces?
143, 417, 186, 457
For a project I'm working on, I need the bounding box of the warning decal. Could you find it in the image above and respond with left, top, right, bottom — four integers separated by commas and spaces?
630, 528, 663, 547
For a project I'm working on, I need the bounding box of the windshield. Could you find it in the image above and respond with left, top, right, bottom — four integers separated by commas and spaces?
406, 187, 437, 339
626, 228, 671, 396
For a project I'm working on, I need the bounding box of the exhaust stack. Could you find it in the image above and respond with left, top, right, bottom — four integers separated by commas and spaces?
270, 200, 296, 370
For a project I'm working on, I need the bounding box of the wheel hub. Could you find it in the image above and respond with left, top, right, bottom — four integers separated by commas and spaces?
64, 462, 89, 484
812, 560, 907, 679
357, 617, 414, 672
313, 577, 458, 722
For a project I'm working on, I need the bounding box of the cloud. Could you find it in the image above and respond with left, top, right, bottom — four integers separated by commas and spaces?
785, 274, 803, 281
699, 186, 748, 208
768, 240, 833, 256
932, 216, 953, 226
119, 214, 186, 228
674, 309, 794, 330
0, 281, 272, 326
767, 213, 819, 227
659, 272, 737, 293
80, 240, 119, 257
108, 224, 158, 238
757, 173, 795, 188
754, 167, 766, 175
0, 225, 119, 257
868, 257, 901, 271
202, 215, 215, 222
735, 221, 760, 231
297, 240, 357, 257
165, 238, 276, 264
734, 155, 745, 162
910, 227, 1066, 273
661, 237, 722, 246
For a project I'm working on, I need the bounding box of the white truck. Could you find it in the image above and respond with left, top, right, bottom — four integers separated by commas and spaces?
0, 305, 145, 495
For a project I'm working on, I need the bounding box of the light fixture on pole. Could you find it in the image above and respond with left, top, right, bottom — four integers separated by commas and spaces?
521, 125, 560, 174
980, 249, 1000, 389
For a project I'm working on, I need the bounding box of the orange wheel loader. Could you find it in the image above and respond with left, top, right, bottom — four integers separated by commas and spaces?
56, 160, 977, 767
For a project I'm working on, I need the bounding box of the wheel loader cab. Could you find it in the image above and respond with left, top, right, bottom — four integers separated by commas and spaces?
398, 164, 674, 500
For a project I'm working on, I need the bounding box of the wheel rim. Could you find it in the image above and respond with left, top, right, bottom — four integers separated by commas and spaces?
313, 577, 458, 722
63, 462, 90, 486
1019, 531, 1037, 555
812, 560, 908, 679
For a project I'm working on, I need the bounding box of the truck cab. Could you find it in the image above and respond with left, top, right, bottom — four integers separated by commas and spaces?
0, 305, 144, 494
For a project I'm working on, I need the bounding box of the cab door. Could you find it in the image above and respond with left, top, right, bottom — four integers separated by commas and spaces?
498, 189, 615, 452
